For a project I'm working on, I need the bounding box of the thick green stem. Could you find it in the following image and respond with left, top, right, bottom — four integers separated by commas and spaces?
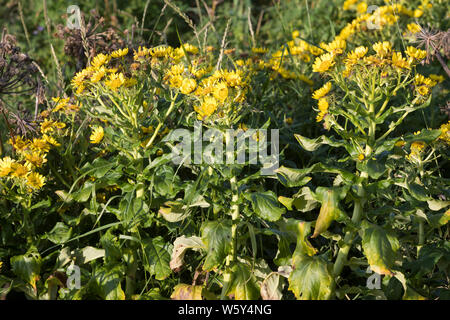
221, 176, 239, 299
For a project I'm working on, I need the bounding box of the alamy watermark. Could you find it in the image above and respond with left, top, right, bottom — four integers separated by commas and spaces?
366, 266, 381, 290
66, 264, 81, 290
163, 121, 279, 175
67, 5, 82, 30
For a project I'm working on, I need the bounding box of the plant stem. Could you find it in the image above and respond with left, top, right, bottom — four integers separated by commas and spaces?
144, 92, 178, 149
221, 175, 239, 299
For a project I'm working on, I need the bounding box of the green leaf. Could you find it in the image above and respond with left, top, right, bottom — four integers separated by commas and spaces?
143, 236, 173, 280
72, 181, 94, 202
153, 165, 181, 197
366, 157, 387, 179
288, 254, 333, 300
201, 220, 232, 271
170, 236, 204, 272
360, 220, 399, 275
312, 186, 349, 238
246, 191, 286, 222
294, 134, 345, 151
93, 265, 125, 300
45, 222, 72, 245
10, 252, 41, 291
227, 262, 260, 300
276, 166, 312, 187
293, 221, 317, 257
407, 182, 431, 201
80, 157, 116, 179
404, 129, 441, 144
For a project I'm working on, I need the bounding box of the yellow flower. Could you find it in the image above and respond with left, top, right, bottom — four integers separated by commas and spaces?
356, 2, 368, 14
438, 122, 450, 143
43, 134, 61, 147
91, 67, 107, 83
223, 71, 242, 87
9, 136, 29, 153
105, 73, 125, 91
321, 39, 346, 55
312, 82, 332, 100
180, 78, 197, 94
151, 46, 172, 58
213, 82, 229, 102
24, 151, 47, 168
285, 117, 293, 125
169, 74, 183, 88
30, 138, 50, 153
195, 96, 218, 119
169, 64, 185, 76
318, 98, 329, 112
110, 48, 129, 58
406, 23, 421, 34
292, 30, 300, 39
413, 9, 423, 18
373, 41, 392, 58
391, 52, 410, 69
90, 127, 104, 144
52, 97, 70, 112
405, 46, 427, 61
346, 46, 368, 64
312, 53, 335, 73
91, 53, 110, 69
343, 0, 358, 10
410, 141, 426, 153
417, 85, 430, 96
358, 153, 365, 161
0, 157, 15, 177
40, 119, 55, 134
11, 162, 31, 178
134, 46, 150, 60
26, 172, 46, 189
180, 43, 199, 55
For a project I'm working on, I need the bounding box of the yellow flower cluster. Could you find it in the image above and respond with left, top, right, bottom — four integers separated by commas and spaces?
414, 74, 437, 97
71, 50, 137, 94
343, 1, 431, 20
439, 122, 450, 144
312, 82, 332, 122
0, 93, 75, 191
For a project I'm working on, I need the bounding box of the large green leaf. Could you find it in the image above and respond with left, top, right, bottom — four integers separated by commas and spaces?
143, 236, 173, 280
288, 254, 333, 300
10, 252, 41, 291
312, 186, 349, 238
246, 191, 286, 222
201, 220, 232, 271
45, 222, 72, 245
276, 166, 312, 188
226, 262, 260, 300
170, 236, 205, 272
293, 221, 317, 257
294, 134, 346, 151
360, 220, 400, 275
92, 265, 125, 300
